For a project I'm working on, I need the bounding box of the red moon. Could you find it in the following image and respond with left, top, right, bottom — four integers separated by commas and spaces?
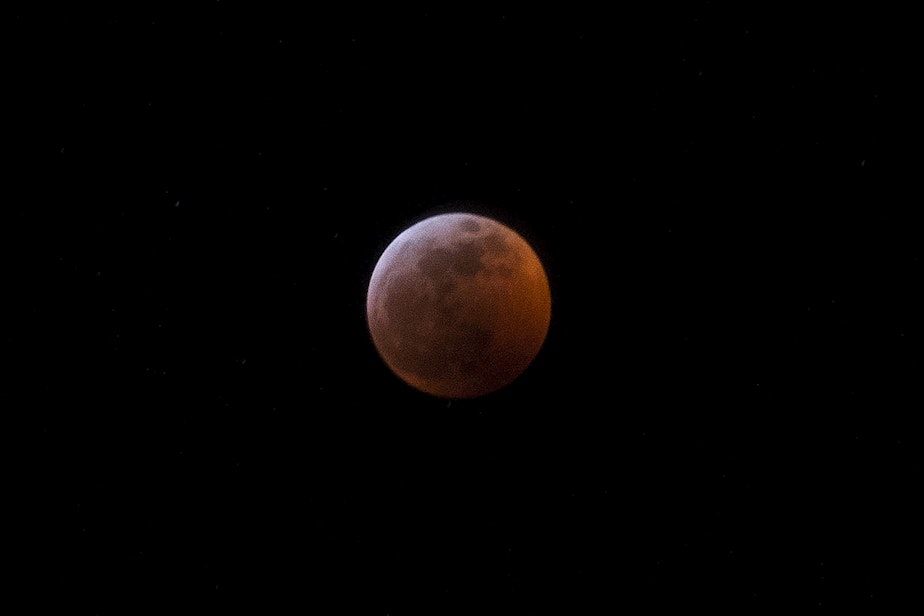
366, 213, 551, 398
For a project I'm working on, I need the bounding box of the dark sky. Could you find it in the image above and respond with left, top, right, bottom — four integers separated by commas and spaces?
13, 4, 918, 613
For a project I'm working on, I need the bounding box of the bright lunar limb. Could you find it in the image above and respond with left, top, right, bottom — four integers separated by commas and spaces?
366, 212, 551, 399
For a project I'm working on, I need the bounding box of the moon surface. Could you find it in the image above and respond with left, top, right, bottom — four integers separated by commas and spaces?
366, 213, 551, 398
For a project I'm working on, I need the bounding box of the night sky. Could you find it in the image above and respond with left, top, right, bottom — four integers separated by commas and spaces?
13, 4, 919, 613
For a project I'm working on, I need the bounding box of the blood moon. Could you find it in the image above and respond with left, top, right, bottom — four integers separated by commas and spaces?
366, 213, 551, 398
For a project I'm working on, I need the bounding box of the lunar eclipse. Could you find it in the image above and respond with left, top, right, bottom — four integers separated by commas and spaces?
366, 213, 551, 398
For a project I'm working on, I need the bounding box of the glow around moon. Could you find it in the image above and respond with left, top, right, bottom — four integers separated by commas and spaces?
366, 213, 551, 399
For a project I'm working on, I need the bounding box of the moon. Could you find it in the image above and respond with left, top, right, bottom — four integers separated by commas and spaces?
366, 212, 551, 399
